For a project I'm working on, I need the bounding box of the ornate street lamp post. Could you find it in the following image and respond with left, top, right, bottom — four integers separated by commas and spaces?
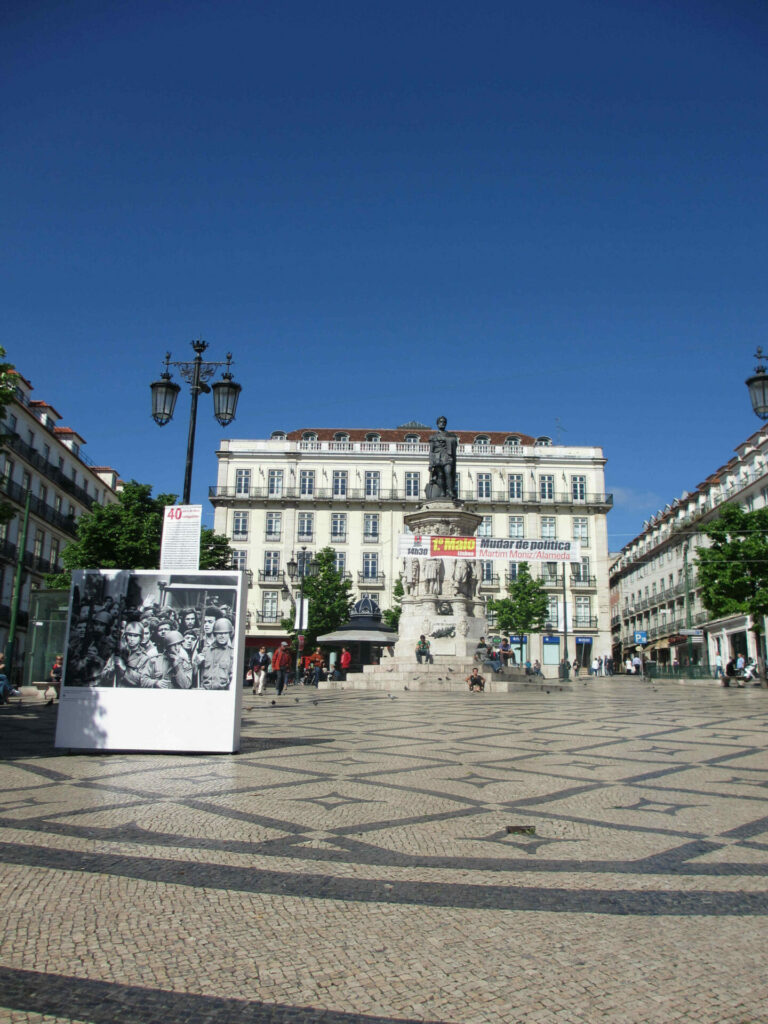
286, 547, 319, 684
150, 340, 242, 504
746, 347, 768, 421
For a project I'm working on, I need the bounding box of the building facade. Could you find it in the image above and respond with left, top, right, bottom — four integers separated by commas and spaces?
610, 426, 768, 672
211, 423, 613, 668
0, 372, 120, 674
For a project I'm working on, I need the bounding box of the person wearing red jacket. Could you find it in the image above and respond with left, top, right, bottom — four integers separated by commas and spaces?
339, 647, 352, 678
271, 641, 292, 695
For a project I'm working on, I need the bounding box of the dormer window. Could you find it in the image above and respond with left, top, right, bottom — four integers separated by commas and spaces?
535, 436, 552, 447
365, 433, 381, 443
302, 431, 318, 441
474, 435, 490, 446
505, 435, 520, 446
270, 430, 286, 440
334, 432, 350, 442
404, 434, 420, 443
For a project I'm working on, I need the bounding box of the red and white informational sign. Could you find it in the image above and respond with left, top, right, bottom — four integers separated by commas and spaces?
160, 504, 203, 571
397, 533, 581, 562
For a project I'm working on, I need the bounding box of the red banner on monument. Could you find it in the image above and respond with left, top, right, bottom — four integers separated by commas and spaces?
430, 536, 477, 557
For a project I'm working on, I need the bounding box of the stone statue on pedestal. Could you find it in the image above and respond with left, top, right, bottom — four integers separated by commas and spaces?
426, 416, 458, 500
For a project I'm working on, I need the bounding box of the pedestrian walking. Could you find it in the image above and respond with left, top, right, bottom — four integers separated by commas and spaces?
271, 641, 292, 695
250, 646, 271, 694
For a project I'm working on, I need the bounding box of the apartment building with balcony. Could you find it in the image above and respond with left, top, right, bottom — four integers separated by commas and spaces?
610, 425, 768, 671
0, 372, 120, 668
210, 423, 614, 666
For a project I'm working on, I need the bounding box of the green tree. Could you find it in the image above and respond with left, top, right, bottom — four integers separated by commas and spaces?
45, 480, 233, 588
199, 527, 237, 570
488, 562, 549, 664
697, 504, 768, 632
383, 576, 404, 629
282, 547, 353, 653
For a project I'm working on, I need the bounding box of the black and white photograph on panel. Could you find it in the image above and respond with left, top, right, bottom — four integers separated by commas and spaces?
56, 570, 246, 753
63, 570, 239, 690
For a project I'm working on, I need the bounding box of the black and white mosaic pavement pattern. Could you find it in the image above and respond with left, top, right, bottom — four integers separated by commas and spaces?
1, 682, 767, 1023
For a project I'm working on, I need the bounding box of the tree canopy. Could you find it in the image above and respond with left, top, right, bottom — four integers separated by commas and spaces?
488, 562, 549, 661
282, 546, 353, 652
696, 504, 768, 629
46, 480, 233, 588
383, 576, 404, 630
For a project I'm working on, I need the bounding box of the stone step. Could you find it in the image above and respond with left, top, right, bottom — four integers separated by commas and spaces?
360, 661, 538, 681
319, 672, 571, 693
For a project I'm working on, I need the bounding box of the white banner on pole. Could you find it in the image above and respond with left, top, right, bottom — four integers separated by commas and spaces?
294, 598, 309, 631
160, 505, 203, 571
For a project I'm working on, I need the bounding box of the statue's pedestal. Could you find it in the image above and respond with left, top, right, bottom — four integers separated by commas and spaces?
394, 500, 486, 661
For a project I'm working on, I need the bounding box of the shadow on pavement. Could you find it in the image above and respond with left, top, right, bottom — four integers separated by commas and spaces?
0, 965, 440, 1024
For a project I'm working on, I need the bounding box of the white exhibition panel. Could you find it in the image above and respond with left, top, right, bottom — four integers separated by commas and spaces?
54, 569, 246, 753
55, 687, 242, 753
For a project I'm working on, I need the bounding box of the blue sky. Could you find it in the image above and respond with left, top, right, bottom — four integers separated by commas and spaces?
2, 0, 767, 549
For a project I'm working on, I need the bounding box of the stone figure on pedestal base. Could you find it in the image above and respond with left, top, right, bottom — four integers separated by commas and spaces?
403, 557, 420, 596
451, 559, 477, 599
422, 558, 442, 595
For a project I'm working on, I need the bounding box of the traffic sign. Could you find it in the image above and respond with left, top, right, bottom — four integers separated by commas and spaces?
634, 630, 648, 644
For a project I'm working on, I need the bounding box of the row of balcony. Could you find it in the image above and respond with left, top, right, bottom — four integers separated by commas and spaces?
295, 441, 538, 455
257, 569, 354, 584
621, 576, 700, 613
253, 566, 598, 592
211, 485, 613, 507
12, 391, 98, 469
0, 538, 62, 576
4, 431, 97, 509
236, 532, 383, 545
619, 609, 710, 644
253, 606, 599, 631
0, 476, 79, 537
257, 569, 386, 588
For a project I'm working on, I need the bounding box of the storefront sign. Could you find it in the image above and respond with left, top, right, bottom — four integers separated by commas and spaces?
542, 636, 560, 644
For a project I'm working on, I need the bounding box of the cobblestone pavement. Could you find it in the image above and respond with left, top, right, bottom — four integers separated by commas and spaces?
1, 680, 767, 1024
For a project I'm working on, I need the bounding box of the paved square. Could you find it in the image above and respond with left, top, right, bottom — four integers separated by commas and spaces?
1, 680, 767, 1023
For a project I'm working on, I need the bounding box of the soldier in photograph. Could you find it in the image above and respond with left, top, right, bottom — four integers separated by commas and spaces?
110, 620, 154, 688
194, 618, 234, 690
149, 630, 193, 689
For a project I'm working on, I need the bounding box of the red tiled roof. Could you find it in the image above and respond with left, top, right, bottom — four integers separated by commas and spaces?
29, 400, 63, 418
54, 427, 87, 443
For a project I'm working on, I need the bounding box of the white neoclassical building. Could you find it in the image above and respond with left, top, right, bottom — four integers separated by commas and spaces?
610, 425, 768, 673
211, 422, 614, 668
